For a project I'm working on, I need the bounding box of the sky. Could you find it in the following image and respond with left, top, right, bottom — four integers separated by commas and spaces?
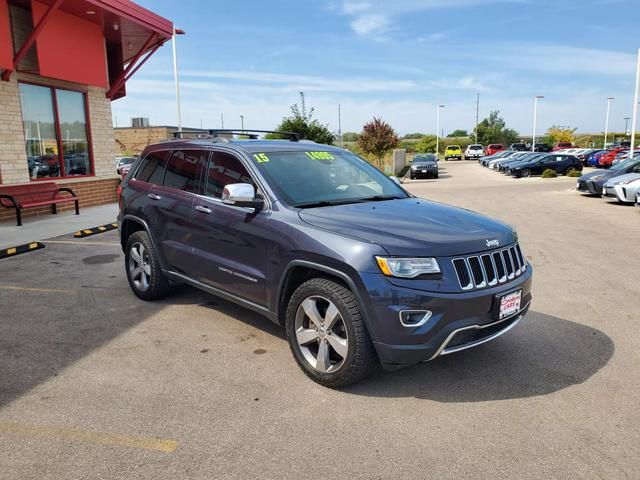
112, 0, 640, 137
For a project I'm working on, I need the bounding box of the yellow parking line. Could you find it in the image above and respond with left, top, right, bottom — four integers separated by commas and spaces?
0, 422, 177, 453
0, 285, 75, 293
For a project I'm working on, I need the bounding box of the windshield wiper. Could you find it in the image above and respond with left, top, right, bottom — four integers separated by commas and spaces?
296, 199, 361, 209
354, 195, 405, 202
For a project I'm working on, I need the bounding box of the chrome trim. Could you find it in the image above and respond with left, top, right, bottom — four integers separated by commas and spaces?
452, 258, 474, 290
427, 300, 531, 361
398, 310, 433, 328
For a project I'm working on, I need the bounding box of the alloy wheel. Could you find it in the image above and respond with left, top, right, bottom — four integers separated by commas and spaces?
294, 296, 349, 373
128, 242, 151, 291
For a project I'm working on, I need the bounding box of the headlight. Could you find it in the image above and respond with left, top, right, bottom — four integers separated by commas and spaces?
591, 175, 603, 181
411, 165, 417, 170
375, 256, 440, 278
619, 179, 638, 185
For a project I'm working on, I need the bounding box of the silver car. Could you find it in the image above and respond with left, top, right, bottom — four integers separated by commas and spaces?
602, 173, 640, 203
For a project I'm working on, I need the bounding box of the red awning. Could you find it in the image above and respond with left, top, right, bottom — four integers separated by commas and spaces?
1, 0, 173, 99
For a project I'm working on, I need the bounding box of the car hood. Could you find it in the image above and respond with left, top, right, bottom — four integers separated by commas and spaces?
604, 172, 640, 186
298, 198, 516, 257
580, 169, 610, 181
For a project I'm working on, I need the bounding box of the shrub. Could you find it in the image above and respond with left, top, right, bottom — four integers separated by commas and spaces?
566, 168, 582, 177
541, 169, 558, 178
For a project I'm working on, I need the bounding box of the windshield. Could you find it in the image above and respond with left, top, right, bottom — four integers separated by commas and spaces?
469, 145, 482, 150
611, 158, 639, 171
413, 154, 436, 163
447, 145, 460, 150
249, 150, 409, 208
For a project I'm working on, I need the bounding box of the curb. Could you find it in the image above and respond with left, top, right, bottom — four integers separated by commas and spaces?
74, 222, 118, 238
0, 242, 45, 260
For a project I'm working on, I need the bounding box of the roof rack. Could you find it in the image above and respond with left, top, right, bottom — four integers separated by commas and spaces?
171, 129, 302, 142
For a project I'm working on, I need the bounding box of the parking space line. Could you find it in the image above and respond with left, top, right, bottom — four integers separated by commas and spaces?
0, 285, 76, 293
45, 240, 120, 247
0, 421, 178, 453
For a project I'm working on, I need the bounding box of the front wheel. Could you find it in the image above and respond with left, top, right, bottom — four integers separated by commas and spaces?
125, 230, 170, 300
285, 278, 377, 388
520, 168, 531, 178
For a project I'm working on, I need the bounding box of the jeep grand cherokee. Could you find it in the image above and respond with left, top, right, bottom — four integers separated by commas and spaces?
118, 131, 533, 387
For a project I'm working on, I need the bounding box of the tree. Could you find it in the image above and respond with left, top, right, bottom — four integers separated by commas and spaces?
546, 125, 577, 145
448, 129, 469, 138
413, 135, 437, 153
357, 117, 399, 168
342, 132, 360, 142
471, 110, 519, 145
268, 92, 336, 144
403, 132, 425, 139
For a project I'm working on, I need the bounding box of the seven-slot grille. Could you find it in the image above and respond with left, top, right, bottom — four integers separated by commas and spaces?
452, 243, 527, 291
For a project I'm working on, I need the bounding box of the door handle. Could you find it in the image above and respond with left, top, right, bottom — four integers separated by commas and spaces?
148, 193, 162, 200
194, 205, 212, 214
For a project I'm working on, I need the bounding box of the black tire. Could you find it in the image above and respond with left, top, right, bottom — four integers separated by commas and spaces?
285, 278, 377, 388
434, 174, 439, 179
520, 168, 531, 178
410, 174, 415, 180
125, 230, 171, 301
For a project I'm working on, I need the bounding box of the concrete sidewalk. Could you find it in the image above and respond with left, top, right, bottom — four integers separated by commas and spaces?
0, 203, 118, 249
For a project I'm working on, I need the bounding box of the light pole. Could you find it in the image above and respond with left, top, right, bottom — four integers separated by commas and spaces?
436, 104, 445, 158
531, 96, 544, 152
624, 117, 631, 137
172, 28, 186, 135
604, 97, 615, 148
240, 115, 245, 131
631, 48, 640, 159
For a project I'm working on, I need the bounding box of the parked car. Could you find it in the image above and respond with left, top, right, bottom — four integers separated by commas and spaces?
410, 154, 438, 179
533, 143, 552, 153
510, 143, 528, 152
509, 154, 583, 178
464, 144, 484, 160
480, 150, 512, 166
118, 133, 533, 387
498, 153, 545, 172
598, 147, 626, 168
444, 145, 462, 160
576, 158, 640, 195
588, 150, 607, 167
485, 144, 505, 156
488, 152, 527, 170
116, 156, 137, 175
553, 142, 573, 151
601, 173, 640, 203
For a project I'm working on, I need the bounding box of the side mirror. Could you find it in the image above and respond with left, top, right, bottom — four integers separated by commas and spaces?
222, 183, 264, 210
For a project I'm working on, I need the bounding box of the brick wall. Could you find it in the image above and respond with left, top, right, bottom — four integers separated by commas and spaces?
0, 177, 120, 222
0, 77, 30, 184
87, 86, 115, 177
114, 127, 171, 155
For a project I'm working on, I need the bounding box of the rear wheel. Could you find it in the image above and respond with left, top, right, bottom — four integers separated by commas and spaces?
285, 278, 377, 388
125, 230, 170, 300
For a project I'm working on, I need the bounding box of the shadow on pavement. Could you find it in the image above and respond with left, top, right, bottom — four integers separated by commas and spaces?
344, 311, 614, 402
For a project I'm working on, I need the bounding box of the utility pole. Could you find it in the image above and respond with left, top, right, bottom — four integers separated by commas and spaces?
240, 115, 245, 131
604, 97, 614, 148
436, 105, 445, 158
475, 93, 480, 144
532, 96, 544, 152
338, 104, 342, 147
631, 47, 640, 159
221, 113, 224, 129
625, 116, 631, 137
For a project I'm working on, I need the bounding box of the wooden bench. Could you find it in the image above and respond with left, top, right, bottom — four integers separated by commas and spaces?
0, 182, 79, 226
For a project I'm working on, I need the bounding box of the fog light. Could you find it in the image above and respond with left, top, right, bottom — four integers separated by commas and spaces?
399, 310, 433, 327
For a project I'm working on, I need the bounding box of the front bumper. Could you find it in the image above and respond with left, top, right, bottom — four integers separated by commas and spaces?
576, 179, 602, 195
360, 267, 533, 369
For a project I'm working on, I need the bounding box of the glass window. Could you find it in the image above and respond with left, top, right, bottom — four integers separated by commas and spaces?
205, 152, 254, 199
18, 83, 92, 180
136, 151, 167, 185
19, 83, 61, 179
164, 150, 207, 194
57, 90, 90, 176
249, 150, 408, 207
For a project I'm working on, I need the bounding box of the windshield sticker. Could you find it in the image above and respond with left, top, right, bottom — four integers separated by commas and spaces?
305, 151, 334, 160
253, 153, 270, 163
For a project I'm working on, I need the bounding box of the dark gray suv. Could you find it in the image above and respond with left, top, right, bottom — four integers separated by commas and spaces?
118, 132, 533, 387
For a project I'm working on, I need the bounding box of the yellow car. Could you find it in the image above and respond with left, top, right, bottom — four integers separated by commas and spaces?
445, 145, 462, 160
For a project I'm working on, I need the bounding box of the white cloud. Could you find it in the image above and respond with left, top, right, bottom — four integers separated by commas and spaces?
350, 13, 390, 36
342, 1, 371, 14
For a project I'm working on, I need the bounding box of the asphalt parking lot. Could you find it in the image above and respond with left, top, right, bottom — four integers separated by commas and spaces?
1, 161, 639, 479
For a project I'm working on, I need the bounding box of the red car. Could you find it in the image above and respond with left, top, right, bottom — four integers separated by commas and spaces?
485, 144, 505, 156
599, 148, 627, 168
553, 142, 573, 151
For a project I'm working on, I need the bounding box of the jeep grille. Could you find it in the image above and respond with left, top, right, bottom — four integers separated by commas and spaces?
452, 243, 526, 291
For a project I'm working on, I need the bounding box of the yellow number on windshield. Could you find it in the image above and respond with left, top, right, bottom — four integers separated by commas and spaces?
305, 151, 334, 160
253, 153, 270, 163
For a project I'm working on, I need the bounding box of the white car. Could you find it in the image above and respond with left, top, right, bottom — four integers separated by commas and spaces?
464, 144, 484, 160
602, 173, 640, 203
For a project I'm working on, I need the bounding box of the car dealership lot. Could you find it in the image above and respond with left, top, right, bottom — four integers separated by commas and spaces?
1, 161, 639, 479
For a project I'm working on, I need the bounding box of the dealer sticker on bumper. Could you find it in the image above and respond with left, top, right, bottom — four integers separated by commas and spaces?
499, 290, 522, 319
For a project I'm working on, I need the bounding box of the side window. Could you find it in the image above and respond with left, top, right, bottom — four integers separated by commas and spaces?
205, 152, 254, 199
164, 150, 208, 194
135, 151, 167, 185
